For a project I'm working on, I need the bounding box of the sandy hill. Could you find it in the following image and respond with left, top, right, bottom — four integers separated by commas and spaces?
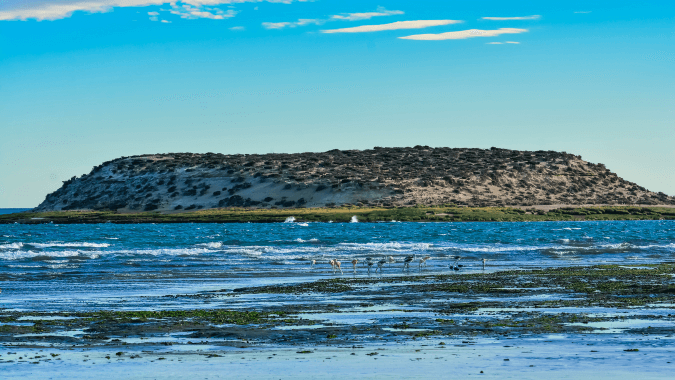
34, 146, 674, 212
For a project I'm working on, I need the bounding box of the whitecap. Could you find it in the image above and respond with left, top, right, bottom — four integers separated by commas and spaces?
297, 223, 309, 227
350, 216, 358, 223
198, 242, 223, 249
284, 216, 296, 223
0, 242, 23, 250
28, 242, 111, 248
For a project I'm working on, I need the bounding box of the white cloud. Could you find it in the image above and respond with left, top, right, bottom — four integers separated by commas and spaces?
147, 11, 159, 15
331, 8, 403, 21
574, 11, 592, 14
262, 18, 322, 29
0, 1, 308, 21
486, 42, 503, 44
321, 20, 463, 34
399, 28, 528, 40
505, 41, 519, 44
169, 4, 237, 20
481, 15, 540, 21
229, 25, 244, 30
160, 19, 170, 23
264, 8, 404, 30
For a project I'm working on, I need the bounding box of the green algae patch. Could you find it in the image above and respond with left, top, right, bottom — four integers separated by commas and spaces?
233, 279, 353, 294
74, 309, 268, 325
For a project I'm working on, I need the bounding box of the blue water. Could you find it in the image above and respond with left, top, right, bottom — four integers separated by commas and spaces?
0, 208, 31, 215
1, 221, 674, 312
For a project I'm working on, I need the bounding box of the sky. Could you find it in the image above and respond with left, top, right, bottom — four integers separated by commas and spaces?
1, 0, 674, 207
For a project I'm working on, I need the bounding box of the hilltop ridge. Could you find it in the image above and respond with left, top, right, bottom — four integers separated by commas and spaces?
34, 146, 674, 212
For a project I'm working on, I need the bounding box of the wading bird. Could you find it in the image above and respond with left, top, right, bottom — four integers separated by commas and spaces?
387, 256, 396, 264
351, 259, 359, 272
333, 259, 343, 274
367, 260, 374, 273
364, 256, 374, 268
403, 255, 415, 270
418, 255, 431, 268
310, 259, 316, 268
450, 256, 462, 271
481, 258, 491, 270
375, 258, 387, 273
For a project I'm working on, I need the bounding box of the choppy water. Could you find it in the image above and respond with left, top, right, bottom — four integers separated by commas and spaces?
1, 221, 674, 312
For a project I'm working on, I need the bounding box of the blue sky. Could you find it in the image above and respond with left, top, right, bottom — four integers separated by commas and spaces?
1, 0, 674, 207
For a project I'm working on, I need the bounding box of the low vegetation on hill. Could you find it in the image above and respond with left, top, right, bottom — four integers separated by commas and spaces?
34, 147, 674, 213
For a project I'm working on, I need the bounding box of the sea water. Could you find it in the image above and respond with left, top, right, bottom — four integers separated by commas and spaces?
0, 220, 673, 312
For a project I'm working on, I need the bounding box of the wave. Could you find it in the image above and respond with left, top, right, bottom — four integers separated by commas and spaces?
198, 242, 223, 249
0, 250, 101, 260
0, 242, 23, 249
27, 242, 111, 248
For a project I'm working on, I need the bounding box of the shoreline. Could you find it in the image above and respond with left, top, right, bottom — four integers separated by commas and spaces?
1, 205, 674, 224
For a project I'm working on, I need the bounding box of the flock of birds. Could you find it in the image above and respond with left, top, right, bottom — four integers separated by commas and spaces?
310, 255, 491, 274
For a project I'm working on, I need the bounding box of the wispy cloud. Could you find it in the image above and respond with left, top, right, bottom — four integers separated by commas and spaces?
331, 8, 403, 21
169, 3, 237, 20
264, 7, 404, 30
399, 28, 528, 41
574, 11, 592, 14
262, 19, 322, 29
229, 25, 245, 30
321, 20, 462, 34
0, 1, 308, 21
487, 41, 520, 45
481, 15, 540, 21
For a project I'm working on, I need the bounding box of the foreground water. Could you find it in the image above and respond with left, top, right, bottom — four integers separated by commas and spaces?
1, 220, 674, 312
1, 221, 674, 378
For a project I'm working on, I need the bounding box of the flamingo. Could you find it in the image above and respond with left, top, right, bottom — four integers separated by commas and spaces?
364, 256, 374, 268
375, 258, 387, 273
403, 255, 416, 270
418, 255, 431, 268
334, 259, 343, 274
450, 256, 462, 271
481, 258, 490, 270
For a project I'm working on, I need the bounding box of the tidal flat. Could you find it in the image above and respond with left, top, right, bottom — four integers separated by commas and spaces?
2, 264, 674, 379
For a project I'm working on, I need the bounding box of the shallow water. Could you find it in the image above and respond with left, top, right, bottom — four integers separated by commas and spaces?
1, 221, 674, 312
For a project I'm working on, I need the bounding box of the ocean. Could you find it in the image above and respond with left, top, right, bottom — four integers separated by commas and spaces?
0, 220, 673, 312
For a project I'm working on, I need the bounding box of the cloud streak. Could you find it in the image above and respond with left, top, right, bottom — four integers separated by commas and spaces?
0, 0, 307, 21
264, 7, 404, 30
331, 9, 403, 22
399, 28, 527, 40
481, 15, 540, 20
321, 20, 462, 34
263, 18, 322, 29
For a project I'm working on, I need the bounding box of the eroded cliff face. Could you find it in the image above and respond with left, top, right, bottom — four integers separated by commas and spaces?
34, 146, 674, 212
